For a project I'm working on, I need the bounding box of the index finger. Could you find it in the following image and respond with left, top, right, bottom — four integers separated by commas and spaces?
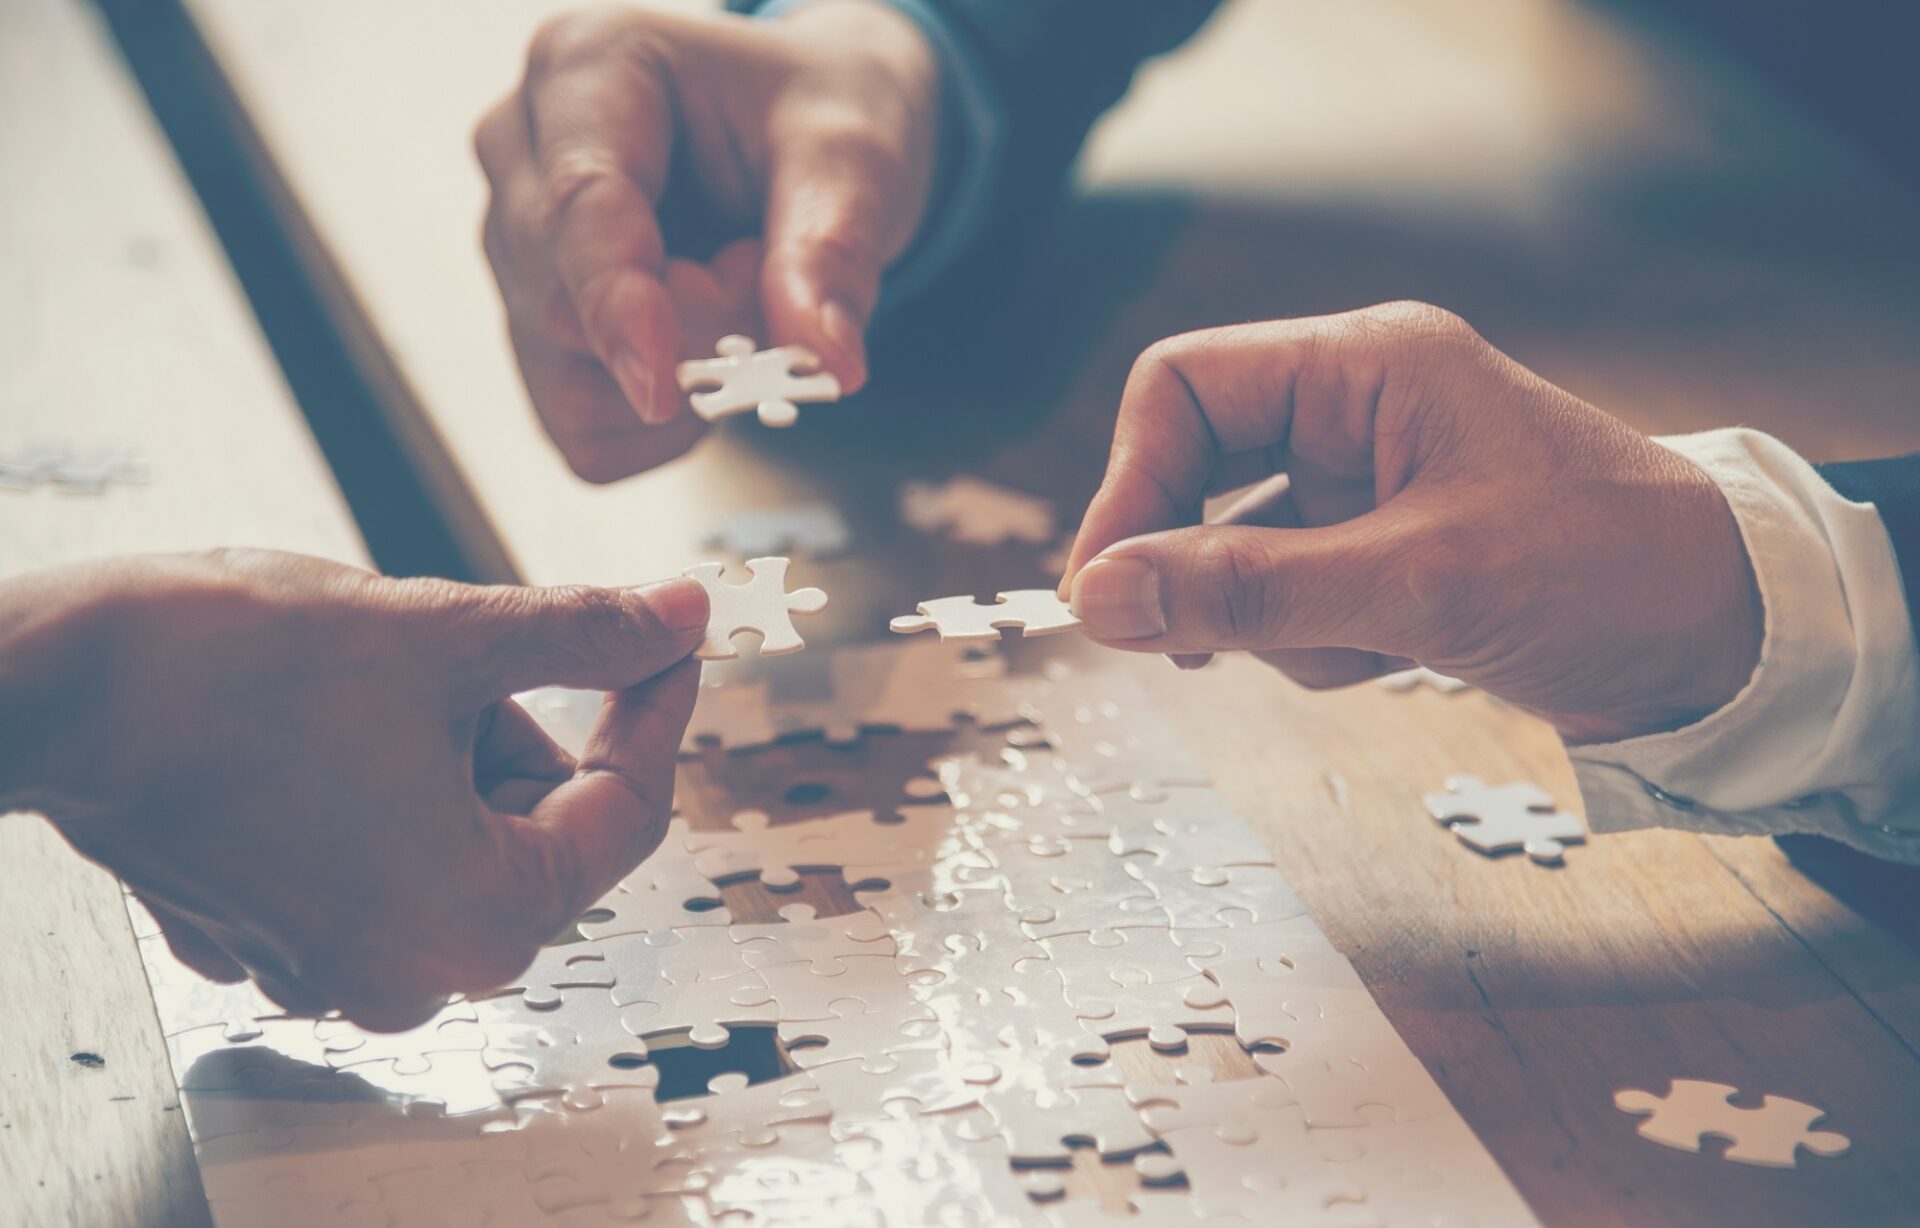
524, 22, 681, 422
1060, 320, 1320, 592
500, 656, 701, 927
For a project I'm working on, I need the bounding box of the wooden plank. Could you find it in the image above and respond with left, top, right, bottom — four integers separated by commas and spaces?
0, 2, 368, 1225
167, 0, 1920, 1222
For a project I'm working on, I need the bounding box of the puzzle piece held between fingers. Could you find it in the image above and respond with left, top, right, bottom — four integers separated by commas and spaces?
675, 334, 840, 427
1614, 1079, 1851, 1167
1424, 774, 1587, 863
890, 591, 1081, 644
684, 557, 828, 660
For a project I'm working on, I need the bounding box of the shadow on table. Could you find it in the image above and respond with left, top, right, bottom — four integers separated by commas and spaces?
1776, 833, 1920, 960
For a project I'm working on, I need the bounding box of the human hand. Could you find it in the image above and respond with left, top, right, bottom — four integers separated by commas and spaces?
476, 2, 942, 481
1, 549, 708, 1030
1061, 303, 1764, 743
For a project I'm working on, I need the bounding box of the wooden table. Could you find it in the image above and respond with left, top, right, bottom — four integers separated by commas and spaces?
13, 0, 1920, 1223
0, 2, 372, 1225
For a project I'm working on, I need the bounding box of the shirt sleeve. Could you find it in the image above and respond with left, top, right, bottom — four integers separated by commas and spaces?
1568, 427, 1920, 864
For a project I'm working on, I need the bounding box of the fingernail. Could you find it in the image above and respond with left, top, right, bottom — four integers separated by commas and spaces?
613, 351, 666, 424
1069, 556, 1167, 640
820, 299, 866, 388
634, 577, 711, 634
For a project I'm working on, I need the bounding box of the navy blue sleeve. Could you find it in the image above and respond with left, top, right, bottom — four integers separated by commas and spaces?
1817, 455, 1920, 652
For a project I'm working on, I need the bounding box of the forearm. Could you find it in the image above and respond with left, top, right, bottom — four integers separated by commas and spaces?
1569, 430, 1920, 864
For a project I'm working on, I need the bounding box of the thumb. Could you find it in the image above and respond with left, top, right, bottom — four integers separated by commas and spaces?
758, 136, 914, 394
507, 655, 701, 922
441, 576, 709, 702
1068, 516, 1439, 658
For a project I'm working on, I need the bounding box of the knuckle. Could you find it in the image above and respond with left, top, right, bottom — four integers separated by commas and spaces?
1352, 300, 1478, 359
536, 147, 623, 232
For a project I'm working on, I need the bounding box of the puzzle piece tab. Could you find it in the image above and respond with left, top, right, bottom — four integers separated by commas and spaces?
675, 334, 840, 427
683, 556, 828, 660
890, 591, 1081, 643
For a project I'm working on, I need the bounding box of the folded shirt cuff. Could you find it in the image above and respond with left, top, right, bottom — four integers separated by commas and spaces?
1568, 428, 1920, 864
752, 0, 1005, 307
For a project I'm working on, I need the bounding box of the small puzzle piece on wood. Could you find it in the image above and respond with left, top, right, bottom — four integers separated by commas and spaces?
703, 503, 850, 558
1614, 1079, 1850, 1167
1424, 774, 1586, 863
890, 591, 1080, 644
675, 334, 840, 427
898, 475, 1055, 546
683, 556, 828, 660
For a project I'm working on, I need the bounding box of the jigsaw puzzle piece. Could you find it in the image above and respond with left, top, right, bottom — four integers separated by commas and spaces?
474, 992, 658, 1111
1319, 1104, 1541, 1227
475, 941, 615, 1011
1155, 1124, 1378, 1226
739, 953, 909, 1023
1128, 1067, 1300, 1146
979, 1079, 1155, 1162
703, 502, 851, 559
1613, 1079, 1850, 1167
577, 822, 731, 936
1040, 931, 1236, 1050
1424, 775, 1587, 863
676, 334, 840, 427
683, 556, 828, 660
898, 475, 1056, 546
516, 1085, 700, 1217
776, 996, 941, 1071
729, 902, 896, 974
890, 591, 1081, 644
1250, 1005, 1455, 1128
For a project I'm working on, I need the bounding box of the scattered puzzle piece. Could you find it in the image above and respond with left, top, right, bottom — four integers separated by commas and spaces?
1614, 1079, 1850, 1167
703, 503, 851, 558
899, 475, 1055, 546
1424, 774, 1587, 863
675, 334, 840, 427
683, 556, 828, 660
890, 591, 1081, 643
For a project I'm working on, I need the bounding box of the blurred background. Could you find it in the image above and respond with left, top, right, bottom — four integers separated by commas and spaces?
18, 0, 1916, 596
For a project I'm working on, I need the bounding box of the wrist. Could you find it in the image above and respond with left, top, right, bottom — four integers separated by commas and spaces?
776, 0, 940, 94
0, 562, 125, 819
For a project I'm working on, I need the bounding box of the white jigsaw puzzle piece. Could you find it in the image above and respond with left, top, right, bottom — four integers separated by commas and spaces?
1614, 1079, 1850, 1167
683, 556, 828, 661
1424, 775, 1587, 863
675, 334, 840, 427
890, 590, 1081, 643
898, 475, 1056, 546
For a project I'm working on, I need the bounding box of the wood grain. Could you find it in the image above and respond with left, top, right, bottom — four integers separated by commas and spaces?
111, 0, 1920, 1222
0, 2, 367, 1225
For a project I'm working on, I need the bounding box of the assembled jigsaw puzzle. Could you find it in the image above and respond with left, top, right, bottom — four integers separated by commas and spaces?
134, 645, 1540, 1227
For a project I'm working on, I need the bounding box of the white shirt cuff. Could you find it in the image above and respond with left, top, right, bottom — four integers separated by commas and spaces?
1568, 427, 1920, 864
